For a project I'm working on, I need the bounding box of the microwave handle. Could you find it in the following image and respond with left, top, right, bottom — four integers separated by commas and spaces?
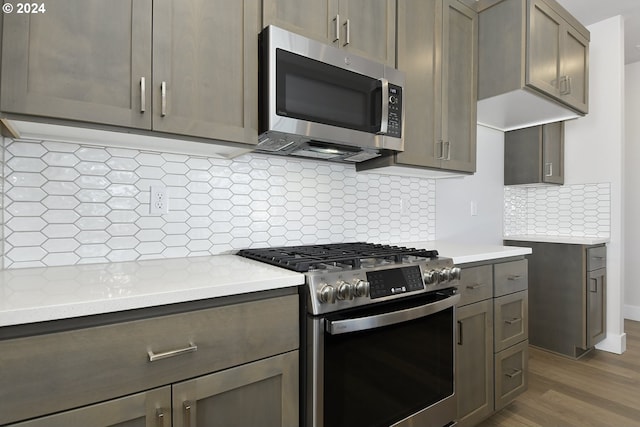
326, 292, 460, 335
378, 78, 389, 135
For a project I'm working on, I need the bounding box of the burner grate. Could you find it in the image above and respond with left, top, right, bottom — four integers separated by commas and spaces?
237, 242, 439, 272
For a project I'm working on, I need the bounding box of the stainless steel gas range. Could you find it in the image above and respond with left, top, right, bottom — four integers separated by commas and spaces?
238, 242, 461, 427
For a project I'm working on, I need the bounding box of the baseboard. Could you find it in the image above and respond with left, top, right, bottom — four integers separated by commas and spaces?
624, 304, 640, 321
595, 332, 627, 354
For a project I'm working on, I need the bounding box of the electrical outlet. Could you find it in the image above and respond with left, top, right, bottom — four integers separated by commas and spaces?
150, 186, 169, 215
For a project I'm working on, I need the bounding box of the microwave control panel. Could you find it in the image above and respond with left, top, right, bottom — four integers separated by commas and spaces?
387, 84, 403, 138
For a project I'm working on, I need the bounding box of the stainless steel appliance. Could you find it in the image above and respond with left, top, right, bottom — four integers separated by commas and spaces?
238, 243, 461, 427
258, 26, 405, 163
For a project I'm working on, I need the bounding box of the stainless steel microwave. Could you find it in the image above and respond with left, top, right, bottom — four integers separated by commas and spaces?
257, 25, 405, 163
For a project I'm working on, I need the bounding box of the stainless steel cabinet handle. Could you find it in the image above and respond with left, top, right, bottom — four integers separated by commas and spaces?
333, 15, 340, 42
560, 75, 572, 95
140, 77, 146, 113
161, 81, 167, 117
505, 369, 523, 379
590, 277, 598, 293
444, 141, 451, 160
507, 274, 522, 281
183, 401, 193, 427
504, 317, 522, 325
148, 342, 197, 362
466, 283, 485, 290
545, 162, 553, 177
566, 76, 572, 95
343, 18, 350, 46
378, 78, 389, 135
435, 140, 445, 160
156, 408, 165, 427
457, 320, 464, 345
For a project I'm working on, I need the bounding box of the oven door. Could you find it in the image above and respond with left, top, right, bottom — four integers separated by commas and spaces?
305, 290, 460, 427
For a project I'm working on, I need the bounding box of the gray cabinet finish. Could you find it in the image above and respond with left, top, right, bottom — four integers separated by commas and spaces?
172, 351, 299, 427
505, 240, 607, 358
262, 0, 396, 66
0, 293, 299, 425
494, 290, 528, 352
478, 0, 589, 114
505, 121, 564, 185
152, 0, 260, 144
1, 0, 153, 129
1, 0, 260, 146
357, 0, 477, 174
494, 340, 529, 411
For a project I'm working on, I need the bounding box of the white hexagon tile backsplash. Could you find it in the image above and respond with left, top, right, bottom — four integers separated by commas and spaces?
2, 138, 437, 269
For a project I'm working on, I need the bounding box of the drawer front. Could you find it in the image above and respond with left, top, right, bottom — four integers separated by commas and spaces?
587, 245, 606, 271
494, 259, 528, 297
0, 294, 299, 425
494, 340, 528, 411
494, 290, 528, 352
457, 265, 493, 306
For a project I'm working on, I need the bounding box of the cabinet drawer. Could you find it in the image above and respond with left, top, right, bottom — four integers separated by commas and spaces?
0, 294, 299, 425
587, 245, 606, 271
494, 340, 528, 411
494, 290, 528, 352
457, 265, 493, 306
494, 259, 528, 297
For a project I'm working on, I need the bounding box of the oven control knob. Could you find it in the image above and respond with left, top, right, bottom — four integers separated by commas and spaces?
354, 279, 370, 297
317, 284, 336, 304
336, 281, 355, 300
438, 268, 452, 282
423, 269, 438, 285
450, 267, 462, 281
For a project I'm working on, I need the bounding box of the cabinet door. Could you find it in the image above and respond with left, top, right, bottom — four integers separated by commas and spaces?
172, 351, 299, 427
1, 0, 152, 129
394, 0, 440, 169
526, 0, 561, 97
587, 268, 606, 348
494, 340, 528, 411
152, 0, 259, 144
456, 300, 494, 427
441, 0, 477, 173
542, 121, 564, 184
9, 387, 171, 427
262, 0, 338, 45
338, 0, 396, 66
560, 26, 589, 113
494, 290, 529, 352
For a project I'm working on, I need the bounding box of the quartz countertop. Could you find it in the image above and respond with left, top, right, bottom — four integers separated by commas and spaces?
503, 235, 610, 245
0, 255, 304, 327
405, 240, 532, 264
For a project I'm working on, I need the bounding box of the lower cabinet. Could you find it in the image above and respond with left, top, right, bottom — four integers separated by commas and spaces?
456, 258, 529, 427
1, 291, 299, 427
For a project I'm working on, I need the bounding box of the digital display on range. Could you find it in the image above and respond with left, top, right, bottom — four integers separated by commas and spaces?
367, 266, 424, 299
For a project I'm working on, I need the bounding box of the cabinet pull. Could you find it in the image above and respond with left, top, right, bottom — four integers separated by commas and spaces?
183, 401, 193, 427
343, 18, 350, 46
156, 408, 165, 427
161, 81, 167, 117
148, 342, 197, 362
507, 274, 522, 281
505, 368, 523, 379
466, 283, 485, 290
590, 277, 598, 293
140, 77, 146, 113
435, 140, 445, 160
504, 317, 521, 325
444, 141, 451, 160
560, 75, 572, 95
457, 320, 463, 345
333, 15, 340, 42
545, 162, 553, 177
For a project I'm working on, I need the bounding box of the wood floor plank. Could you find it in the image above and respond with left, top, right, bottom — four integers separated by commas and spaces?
477, 320, 640, 427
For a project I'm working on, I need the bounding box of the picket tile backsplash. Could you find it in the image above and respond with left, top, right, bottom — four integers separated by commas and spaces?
2, 138, 437, 269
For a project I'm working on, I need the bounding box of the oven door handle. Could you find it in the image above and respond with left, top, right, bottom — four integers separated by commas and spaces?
326, 293, 460, 335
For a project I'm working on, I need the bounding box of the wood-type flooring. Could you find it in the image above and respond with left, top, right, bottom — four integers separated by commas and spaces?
477, 320, 640, 427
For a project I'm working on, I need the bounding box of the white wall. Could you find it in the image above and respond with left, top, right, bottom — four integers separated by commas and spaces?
564, 16, 626, 353
624, 61, 640, 320
436, 125, 504, 244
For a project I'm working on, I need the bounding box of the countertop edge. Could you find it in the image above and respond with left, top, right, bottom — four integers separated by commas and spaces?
503, 235, 610, 245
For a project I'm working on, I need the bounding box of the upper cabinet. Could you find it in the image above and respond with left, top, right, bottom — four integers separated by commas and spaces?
1, 0, 260, 148
262, 0, 396, 66
477, 0, 589, 131
357, 0, 478, 175
504, 121, 564, 185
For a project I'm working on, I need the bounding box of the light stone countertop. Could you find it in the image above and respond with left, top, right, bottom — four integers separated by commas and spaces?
503, 235, 610, 245
405, 240, 532, 264
0, 255, 304, 327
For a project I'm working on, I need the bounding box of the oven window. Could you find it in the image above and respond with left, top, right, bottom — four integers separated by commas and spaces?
323, 307, 454, 427
275, 49, 381, 133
